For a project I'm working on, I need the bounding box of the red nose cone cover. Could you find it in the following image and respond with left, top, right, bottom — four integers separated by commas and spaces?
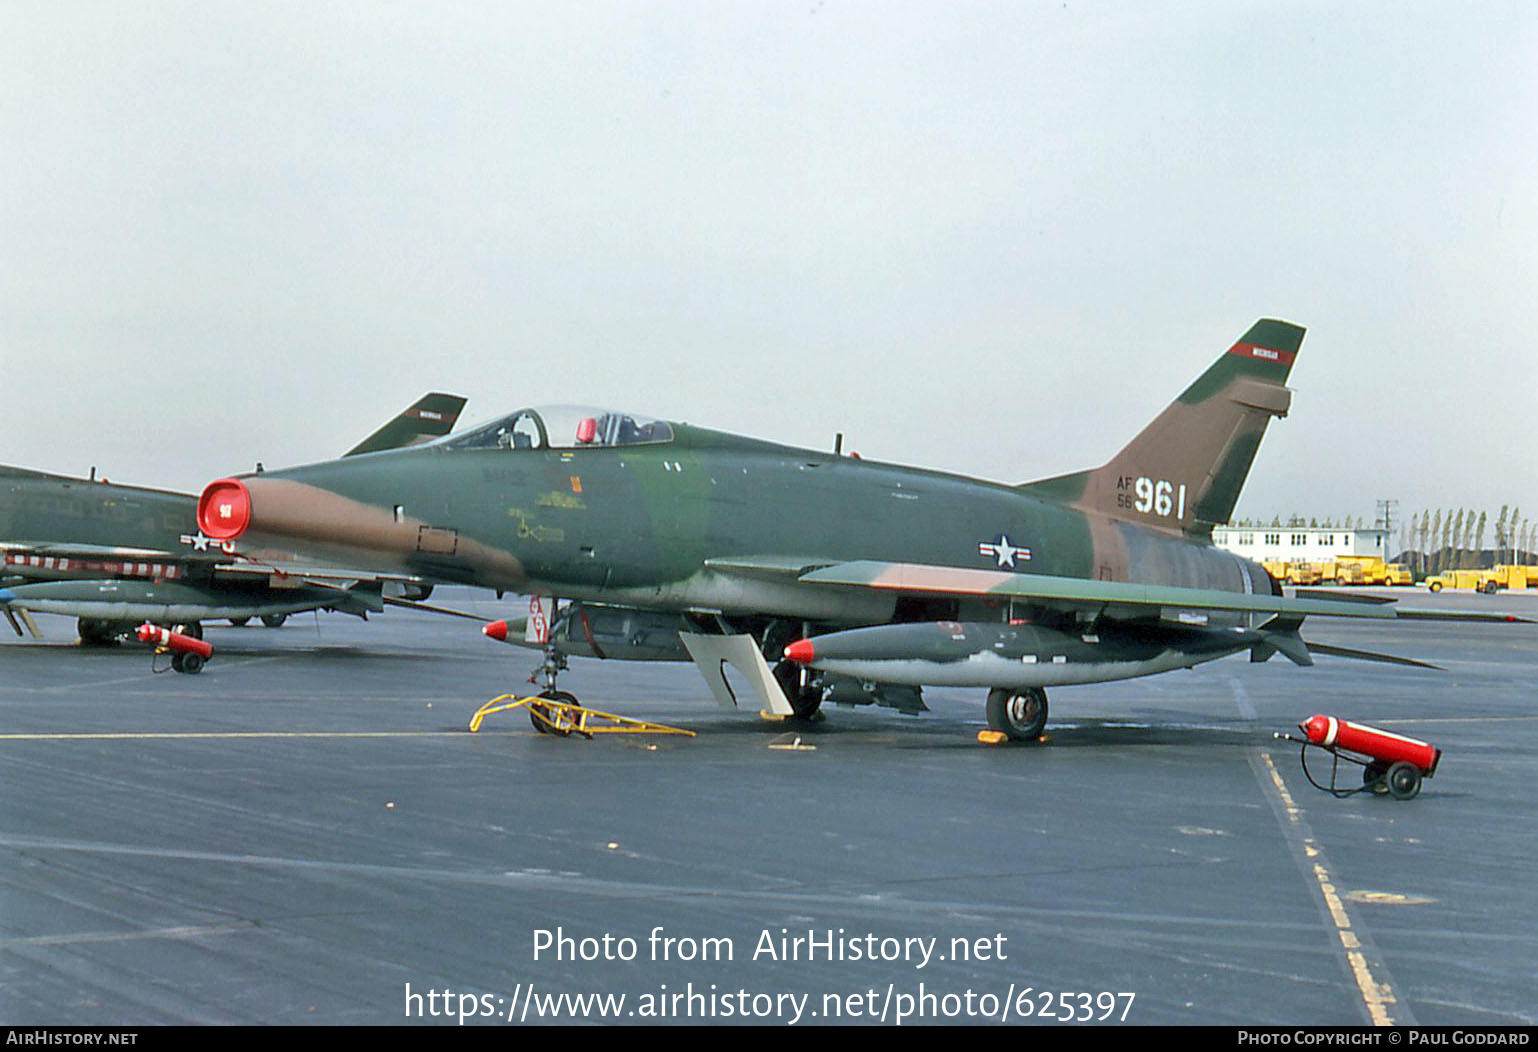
197, 478, 252, 540
482, 619, 509, 642
1300, 713, 1336, 747
783, 639, 816, 664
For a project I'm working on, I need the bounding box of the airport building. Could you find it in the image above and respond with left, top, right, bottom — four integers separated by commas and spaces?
1210, 525, 1390, 564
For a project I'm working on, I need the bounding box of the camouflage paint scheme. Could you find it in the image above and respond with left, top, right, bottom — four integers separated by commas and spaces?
0, 394, 466, 638
192, 321, 1523, 734
202, 322, 1303, 613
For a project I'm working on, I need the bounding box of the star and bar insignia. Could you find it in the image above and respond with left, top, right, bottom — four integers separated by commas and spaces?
978, 534, 1030, 569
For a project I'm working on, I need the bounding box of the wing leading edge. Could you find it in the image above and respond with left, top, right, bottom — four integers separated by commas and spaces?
796, 559, 1405, 621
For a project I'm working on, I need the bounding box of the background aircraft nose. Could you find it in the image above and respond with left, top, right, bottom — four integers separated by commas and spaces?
197, 478, 252, 540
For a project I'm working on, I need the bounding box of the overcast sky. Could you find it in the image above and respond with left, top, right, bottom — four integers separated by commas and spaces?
4, 2, 1534, 530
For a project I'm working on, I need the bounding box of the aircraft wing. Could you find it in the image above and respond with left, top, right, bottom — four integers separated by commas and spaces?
1, 539, 422, 588
795, 559, 1531, 623
3, 540, 205, 561
208, 556, 436, 594
703, 554, 841, 579
0, 538, 442, 632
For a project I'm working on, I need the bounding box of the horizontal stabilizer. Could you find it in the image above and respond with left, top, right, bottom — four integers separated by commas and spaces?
1393, 608, 1535, 624
1304, 640, 1443, 670
1294, 588, 1395, 605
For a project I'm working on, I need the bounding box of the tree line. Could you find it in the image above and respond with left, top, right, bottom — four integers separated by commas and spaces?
1400, 506, 1532, 574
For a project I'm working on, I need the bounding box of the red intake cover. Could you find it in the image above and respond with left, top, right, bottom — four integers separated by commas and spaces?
197, 478, 252, 540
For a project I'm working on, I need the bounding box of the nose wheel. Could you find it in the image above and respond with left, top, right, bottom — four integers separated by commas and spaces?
530, 689, 581, 735
986, 687, 1048, 742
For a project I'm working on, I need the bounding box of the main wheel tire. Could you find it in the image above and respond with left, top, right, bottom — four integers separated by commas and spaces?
772, 660, 823, 719
260, 614, 288, 628
986, 687, 1048, 742
1385, 761, 1422, 800
77, 618, 120, 647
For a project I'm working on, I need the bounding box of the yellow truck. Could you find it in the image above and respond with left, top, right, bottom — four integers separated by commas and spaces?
1483, 565, 1538, 592
1327, 555, 1390, 585
1331, 561, 1367, 584
1426, 570, 1488, 592
1384, 563, 1414, 586
1263, 561, 1323, 586
1426, 566, 1538, 593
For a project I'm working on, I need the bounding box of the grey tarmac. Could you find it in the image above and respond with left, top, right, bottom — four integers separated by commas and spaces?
1, 588, 1534, 1025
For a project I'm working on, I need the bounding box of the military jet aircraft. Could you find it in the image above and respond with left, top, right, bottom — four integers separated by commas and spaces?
192, 321, 1522, 739
1, 392, 466, 644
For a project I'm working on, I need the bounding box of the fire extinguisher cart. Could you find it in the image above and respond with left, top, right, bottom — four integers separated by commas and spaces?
1276, 714, 1442, 801
137, 622, 214, 675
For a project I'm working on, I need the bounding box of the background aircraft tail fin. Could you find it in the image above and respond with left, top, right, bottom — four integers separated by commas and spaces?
343, 392, 468, 457
1021, 319, 1303, 539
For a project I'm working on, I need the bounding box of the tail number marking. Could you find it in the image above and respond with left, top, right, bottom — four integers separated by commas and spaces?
1118, 476, 1187, 520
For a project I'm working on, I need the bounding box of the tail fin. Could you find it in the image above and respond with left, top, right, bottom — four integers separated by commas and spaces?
1022, 319, 1303, 539
343, 392, 468, 457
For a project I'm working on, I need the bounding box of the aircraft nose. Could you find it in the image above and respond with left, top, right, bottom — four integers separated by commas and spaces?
197, 478, 252, 540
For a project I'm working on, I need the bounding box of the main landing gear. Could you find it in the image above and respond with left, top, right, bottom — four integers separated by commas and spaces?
772, 658, 824, 721
985, 687, 1049, 742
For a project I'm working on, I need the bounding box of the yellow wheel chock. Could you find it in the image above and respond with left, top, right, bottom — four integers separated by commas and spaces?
468, 694, 695, 739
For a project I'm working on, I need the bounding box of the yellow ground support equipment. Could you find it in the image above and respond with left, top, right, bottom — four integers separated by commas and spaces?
468, 693, 695, 739
1428, 569, 1494, 593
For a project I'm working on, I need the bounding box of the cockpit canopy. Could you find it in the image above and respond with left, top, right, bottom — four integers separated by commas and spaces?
440, 405, 674, 452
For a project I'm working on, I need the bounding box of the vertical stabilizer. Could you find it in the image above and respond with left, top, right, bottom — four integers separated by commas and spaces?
1022, 319, 1303, 538
343, 392, 468, 457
